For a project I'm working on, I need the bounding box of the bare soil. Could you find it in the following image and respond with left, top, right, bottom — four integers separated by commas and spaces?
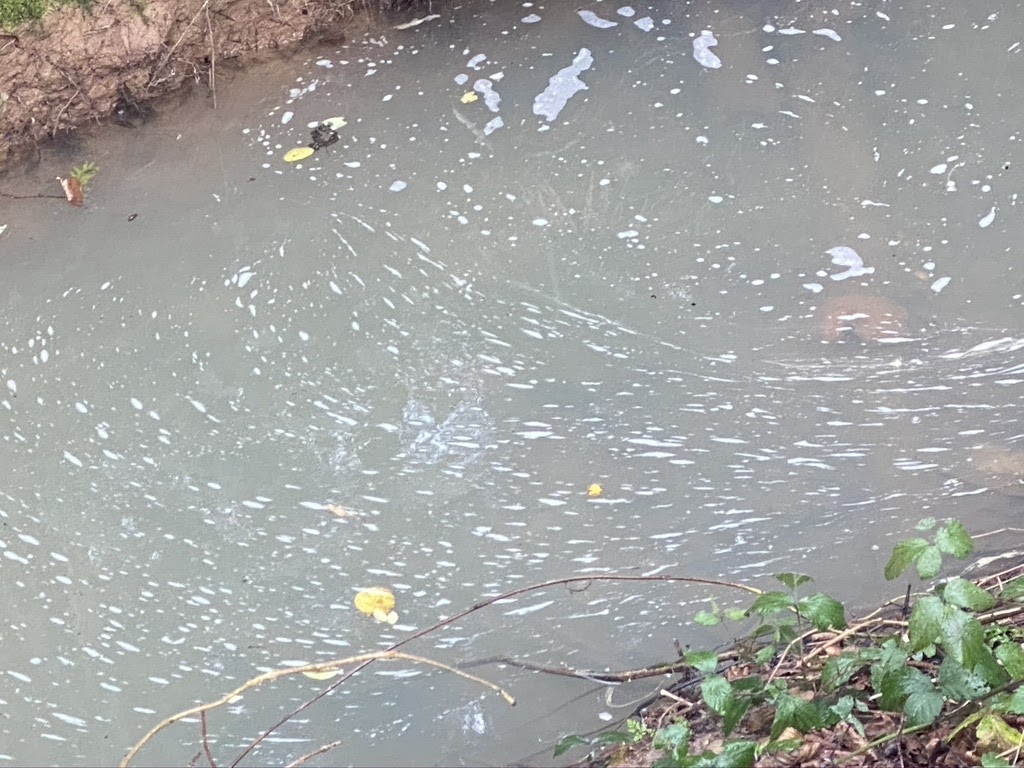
0, 0, 405, 167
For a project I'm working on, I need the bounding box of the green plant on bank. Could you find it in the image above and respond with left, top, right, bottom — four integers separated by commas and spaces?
0, 0, 94, 30
71, 160, 99, 187
555, 518, 1024, 768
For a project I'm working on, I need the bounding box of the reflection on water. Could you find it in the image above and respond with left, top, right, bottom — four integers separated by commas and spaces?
2, 0, 1024, 764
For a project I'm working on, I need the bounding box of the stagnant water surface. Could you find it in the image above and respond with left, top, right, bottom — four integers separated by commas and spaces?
2, 0, 1024, 764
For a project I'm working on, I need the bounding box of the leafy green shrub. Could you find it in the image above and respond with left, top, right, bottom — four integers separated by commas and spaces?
555, 518, 1024, 768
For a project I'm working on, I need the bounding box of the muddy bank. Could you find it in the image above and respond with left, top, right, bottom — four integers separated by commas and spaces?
0, 0, 410, 166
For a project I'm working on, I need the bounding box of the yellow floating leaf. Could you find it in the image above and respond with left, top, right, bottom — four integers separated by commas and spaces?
283, 146, 315, 163
354, 587, 395, 617
302, 668, 340, 681
460, 92, 478, 104
326, 504, 353, 519
587, 483, 604, 498
322, 116, 347, 131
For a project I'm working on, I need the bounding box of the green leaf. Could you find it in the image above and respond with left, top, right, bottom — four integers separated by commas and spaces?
981, 754, 1012, 768
722, 696, 752, 737
770, 693, 823, 740
822, 653, 862, 692
775, 573, 813, 590
995, 643, 1024, 681
905, 689, 944, 727
977, 713, 1024, 752
875, 666, 915, 711
685, 650, 719, 675
755, 644, 777, 666
747, 592, 794, 616
1000, 577, 1024, 600
915, 517, 938, 531
916, 545, 944, 580
939, 608, 987, 669
653, 722, 691, 755
942, 577, 997, 612
553, 734, 589, 757
724, 607, 748, 622
908, 595, 945, 651
694, 610, 721, 627
1008, 688, 1024, 715
701, 675, 733, 715
938, 657, 990, 700
885, 538, 929, 580
935, 520, 973, 558
695, 740, 757, 768
797, 593, 847, 631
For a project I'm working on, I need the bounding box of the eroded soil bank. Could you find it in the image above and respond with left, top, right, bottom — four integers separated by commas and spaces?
0, 0, 407, 166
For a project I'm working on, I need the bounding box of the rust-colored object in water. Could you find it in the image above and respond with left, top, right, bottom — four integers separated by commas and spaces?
958, 444, 1024, 497
818, 294, 909, 342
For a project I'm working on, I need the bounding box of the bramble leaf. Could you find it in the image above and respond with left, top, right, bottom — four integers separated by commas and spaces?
775, 573, 813, 590
939, 608, 987, 669
797, 593, 847, 631
916, 545, 944, 580
701, 675, 733, 715
884, 538, 929, 580
748, 592, 793, 616
934, 519, 973, 558
686, 650, 719, 675
908, 595, 945, 651
770, 693, 823, 740
995, 643, 1024, 681
942, 577, 996, 612
1000, 577, 1024, 600
694, 610, 721, 627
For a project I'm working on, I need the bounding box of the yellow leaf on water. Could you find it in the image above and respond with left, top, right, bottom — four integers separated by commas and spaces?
587, 483, 604, 498
326, 504, 353, 519
354, 587, 395, 617
302, 668, 340, 681
283, 146, 315, 163
373, 609, 399, 625
322, 116, 347, 131
460, 92, 478, 104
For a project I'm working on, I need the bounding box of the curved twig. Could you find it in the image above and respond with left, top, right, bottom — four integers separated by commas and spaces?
120, 651, 513, 767
228, 572, 760, 766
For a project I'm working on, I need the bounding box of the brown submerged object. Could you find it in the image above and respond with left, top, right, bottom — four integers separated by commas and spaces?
818, 294, 909, 342
956, 444, 1024, 497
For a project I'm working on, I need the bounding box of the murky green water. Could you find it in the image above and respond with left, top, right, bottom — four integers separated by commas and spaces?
2, 0, 1024, 764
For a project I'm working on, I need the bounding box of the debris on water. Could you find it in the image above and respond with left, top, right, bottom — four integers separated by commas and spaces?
308, 122, 339, 150
813, 28, 842, 41
617, 6, 635, 17
777, 27, 806, 35
930, 163, 948, 174
460, 92, 478, 103
826, 246, 874, 281
393, 14, 440, 30
692, 30, 722, 69
390, 180, 408, 192
467, 53, 487, 69
533, 48, 594, 122
522, 13, 541, 23
473, 79, 501, 112
634, 16, 654, 31
483, 116, 504, 136
281, 111, 294, 124
931, 276, 952, 293
979, 206, 996, 228
578, 9, 617, 29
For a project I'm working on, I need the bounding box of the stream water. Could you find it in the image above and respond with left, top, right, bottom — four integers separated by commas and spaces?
2, 0, 1024, 765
